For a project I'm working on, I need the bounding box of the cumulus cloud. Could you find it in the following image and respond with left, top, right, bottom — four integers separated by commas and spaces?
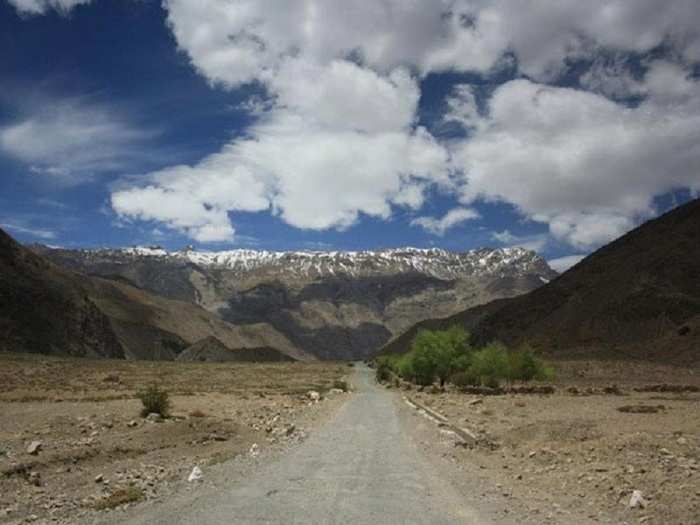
113, 11, 451, 241
113, 109, 448, 239
548, 254, 587, 273
163, 0, 700, 83
0, 97, 152, 184
109, 1, 700, 245
7, 0, 92, 15
451, 64, 700, 249
411, 207, 480, 236
490, 230, 549, 253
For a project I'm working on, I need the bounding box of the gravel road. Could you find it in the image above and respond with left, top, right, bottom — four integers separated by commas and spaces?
101, 364, 490, 525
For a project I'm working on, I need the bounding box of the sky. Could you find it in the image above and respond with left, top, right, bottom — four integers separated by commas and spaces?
1, 1, 699, 272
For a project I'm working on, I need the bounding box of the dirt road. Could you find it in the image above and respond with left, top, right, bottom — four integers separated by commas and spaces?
100, 365, 488, 525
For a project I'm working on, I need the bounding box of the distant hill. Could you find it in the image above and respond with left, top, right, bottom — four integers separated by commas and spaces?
380, 199, 700, 365
176, 336, 296, 363
0, 227, 305, 361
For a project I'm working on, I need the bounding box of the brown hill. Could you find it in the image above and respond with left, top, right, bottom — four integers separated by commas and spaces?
381, 199, 700, 365
0, 228, 123, 358
0, 228, 308, 361
176, 336, 296, 363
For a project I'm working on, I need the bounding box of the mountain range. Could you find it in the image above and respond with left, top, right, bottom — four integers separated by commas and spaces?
31, 245, 555, 360
380, 198, 700, 365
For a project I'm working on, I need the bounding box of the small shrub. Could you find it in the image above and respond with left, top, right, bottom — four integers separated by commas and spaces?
94, 485, 144, 510
482, 374, 501, 389
375, 359, 392, 383
449, 370, 480, 389
470, 342, 509, 387
332, 380, 349, 392
136, 384, 170, 418
535, 364, 556, 382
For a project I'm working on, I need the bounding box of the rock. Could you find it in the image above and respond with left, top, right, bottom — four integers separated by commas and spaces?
307, 391, 321, 402
329, 388, 344, 395
677, 437, 688, 445
468, 398, 483, 406
127, 420, 138, 428
26, 441, 42, 455
146, 413, 163, 423
94, 474, 104, 483
285, 424, 296, 436
28, 471, 41, 487
629, 490, 647, 509
187, 466, 203, 482
250, 443, 260, 457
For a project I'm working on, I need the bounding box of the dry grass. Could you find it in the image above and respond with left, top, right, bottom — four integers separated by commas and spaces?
0, 352, 347, 401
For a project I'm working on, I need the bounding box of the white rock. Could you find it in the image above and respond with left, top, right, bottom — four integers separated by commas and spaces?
329, 388, 344, 395
146, 413, 163, 423
250, 443, 260, 457
307, 391, 321, 402
629, 490, 647, 509
187, 466, 203, 483
94, 474, 103, 483
26, 441, 42, 455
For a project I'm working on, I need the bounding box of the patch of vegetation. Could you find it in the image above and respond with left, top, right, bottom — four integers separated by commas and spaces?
136, 384, 171, 418
93, 485, 144, 510
376, 328, 555, 389
332, 380, 349, 392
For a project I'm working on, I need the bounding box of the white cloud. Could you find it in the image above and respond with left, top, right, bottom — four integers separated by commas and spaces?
113, 109, 449, 239
7, 0, 92, 15
1, 223, 56, 240
163, 0, 700, 84
111, 160, 270, 243
490, 230, 549, 253
0, 98, 152, 184
548, 254, 587, 273
452, 68, 700, 249
411, 207, 480, 236
110, 1, 700, 245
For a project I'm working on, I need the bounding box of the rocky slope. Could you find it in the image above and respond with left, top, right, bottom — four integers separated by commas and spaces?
0, 228, 124, 358
36, 245, 556, 360
381, 198, 700, 365
1, 227, 306, 361
176, 336, 295, 363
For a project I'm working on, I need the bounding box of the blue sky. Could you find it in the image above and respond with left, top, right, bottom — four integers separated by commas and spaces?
1, 1, 699, 271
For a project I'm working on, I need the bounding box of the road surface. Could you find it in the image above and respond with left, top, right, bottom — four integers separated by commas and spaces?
109, 365, 487, 524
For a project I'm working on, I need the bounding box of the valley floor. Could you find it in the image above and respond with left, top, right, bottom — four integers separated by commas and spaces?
402, 359, 700, 524
2, 356, 698, 524
0, 354, 348, 524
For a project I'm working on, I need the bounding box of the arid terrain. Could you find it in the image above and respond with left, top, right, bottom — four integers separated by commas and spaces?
399, 359, 700, 524
0, 354, 349, 524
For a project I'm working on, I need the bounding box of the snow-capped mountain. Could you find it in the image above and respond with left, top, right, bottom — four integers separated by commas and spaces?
64, 245, 554, 282
34, 244, 557, 361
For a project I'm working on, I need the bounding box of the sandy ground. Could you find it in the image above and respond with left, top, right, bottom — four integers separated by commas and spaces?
398, 359, 700, 525
0, 354, 349, 525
